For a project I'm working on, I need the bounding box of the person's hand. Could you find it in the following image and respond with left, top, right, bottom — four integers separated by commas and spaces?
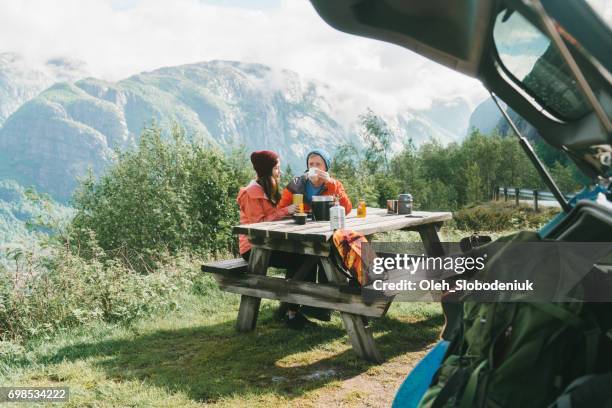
314, 168, 330, 182
286, 204, 298, 214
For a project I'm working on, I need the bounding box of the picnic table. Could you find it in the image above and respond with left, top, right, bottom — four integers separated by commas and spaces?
202, 207, 452, 362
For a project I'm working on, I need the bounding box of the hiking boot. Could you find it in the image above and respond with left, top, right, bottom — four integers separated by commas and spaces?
301, 306, 332, 322
285, 312, 317, 330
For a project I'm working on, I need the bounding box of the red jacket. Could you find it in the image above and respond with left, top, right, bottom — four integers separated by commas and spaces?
237, 180, 290, 255
279, 174, 352, 214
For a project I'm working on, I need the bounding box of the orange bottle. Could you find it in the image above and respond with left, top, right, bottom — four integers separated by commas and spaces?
357, 199, 366, 218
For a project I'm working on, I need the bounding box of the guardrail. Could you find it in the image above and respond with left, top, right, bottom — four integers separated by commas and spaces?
494, 187, 574, 210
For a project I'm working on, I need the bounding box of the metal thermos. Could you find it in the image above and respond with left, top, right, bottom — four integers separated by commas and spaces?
397, 193, 413, 214
311, 195, 333, 221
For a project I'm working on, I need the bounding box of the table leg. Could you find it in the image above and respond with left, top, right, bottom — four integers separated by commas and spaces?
236, 247, 271, 332
416, 222, 462, 341
320, 258, 383, 363
417, 222, 444, 257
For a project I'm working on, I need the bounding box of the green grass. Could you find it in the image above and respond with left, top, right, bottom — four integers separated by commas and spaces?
0, 270, 443, 407
0, 205, 550, 406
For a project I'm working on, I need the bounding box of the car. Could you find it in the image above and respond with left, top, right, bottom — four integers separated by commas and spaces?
309, 1, 612, 406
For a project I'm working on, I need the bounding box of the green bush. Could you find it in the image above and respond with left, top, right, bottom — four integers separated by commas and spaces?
71, 125, 251, 271
333, 114, 585, 212
453, 201, 560, 231
0, 239, 199, 343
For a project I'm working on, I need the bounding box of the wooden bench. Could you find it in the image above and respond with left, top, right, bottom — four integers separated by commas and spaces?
201, 208, 452, 362
201, 258, 248, 274
201, 258, 391, 318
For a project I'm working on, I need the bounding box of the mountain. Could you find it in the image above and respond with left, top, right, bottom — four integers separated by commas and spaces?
0, 52, 88, 125
0, 179, 72, 253
468, 98, 501, 135
418, 97, 471, 140
0, 59, 469, 201
468, 97, 540, 140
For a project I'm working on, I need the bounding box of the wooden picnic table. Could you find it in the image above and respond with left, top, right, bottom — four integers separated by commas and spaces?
213, 207, 452, 362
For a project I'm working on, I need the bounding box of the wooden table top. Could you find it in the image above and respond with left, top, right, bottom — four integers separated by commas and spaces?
233, 208, 452, 243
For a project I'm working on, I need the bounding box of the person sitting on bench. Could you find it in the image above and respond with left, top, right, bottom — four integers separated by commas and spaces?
237, 150, 316, 329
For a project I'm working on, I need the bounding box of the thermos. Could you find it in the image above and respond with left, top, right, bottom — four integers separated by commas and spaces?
330, 198, 345, 230
398, 193, 413, 214
312, 195, 333, 221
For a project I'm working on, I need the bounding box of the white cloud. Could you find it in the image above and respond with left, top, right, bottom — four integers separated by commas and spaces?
0, 0, 489, 117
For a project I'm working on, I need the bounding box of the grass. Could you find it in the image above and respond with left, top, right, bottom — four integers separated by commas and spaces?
0, 201, 553, 407
0, 269, 444, 407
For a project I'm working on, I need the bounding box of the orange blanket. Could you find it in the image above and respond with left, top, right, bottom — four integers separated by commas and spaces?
332, 229, 374, 286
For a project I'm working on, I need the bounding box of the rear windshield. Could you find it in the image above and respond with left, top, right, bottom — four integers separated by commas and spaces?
493, 11, 591, 120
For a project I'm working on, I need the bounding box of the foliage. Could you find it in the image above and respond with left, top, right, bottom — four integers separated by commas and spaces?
465, 162, 483, 204
0, 235, 199, 343
0, 180, 73, 255
360, 108, 392, 174
333, 111, 587, 211
71, 125, 250, 271
454, 201, 560, 231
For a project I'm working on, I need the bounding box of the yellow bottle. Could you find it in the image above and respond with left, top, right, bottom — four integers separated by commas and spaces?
357, 199, 366, 218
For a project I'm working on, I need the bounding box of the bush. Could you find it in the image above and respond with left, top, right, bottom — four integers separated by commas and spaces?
453, 201, 560, 231
0, 238, 198, 343
71, 125, 251, 271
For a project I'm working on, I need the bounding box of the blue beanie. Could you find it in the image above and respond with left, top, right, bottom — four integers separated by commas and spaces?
306, 149, 332, 171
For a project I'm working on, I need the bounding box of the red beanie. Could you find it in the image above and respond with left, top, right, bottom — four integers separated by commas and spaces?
250, 150, 279, 178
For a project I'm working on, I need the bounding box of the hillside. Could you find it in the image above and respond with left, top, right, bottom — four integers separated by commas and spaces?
0, 59, 470, 201
0, 52, 87, 125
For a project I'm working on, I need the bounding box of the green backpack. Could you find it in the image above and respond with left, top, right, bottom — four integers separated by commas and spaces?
418, 232, 612, 408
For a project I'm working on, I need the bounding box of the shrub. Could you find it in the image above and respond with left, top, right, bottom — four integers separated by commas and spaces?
0, 238, 199, 343
453, 201, 560, 231
71, 125, 250, 271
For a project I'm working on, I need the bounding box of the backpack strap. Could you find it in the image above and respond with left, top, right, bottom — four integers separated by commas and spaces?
458, 359, 488, 408
430, 367, 470, 408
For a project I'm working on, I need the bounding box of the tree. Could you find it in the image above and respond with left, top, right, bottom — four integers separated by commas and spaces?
465, 162, 484, 204
281, 163, 294, 187
359, 109, 392, 174
71, 125, 246, 271
550, 161, 581, 194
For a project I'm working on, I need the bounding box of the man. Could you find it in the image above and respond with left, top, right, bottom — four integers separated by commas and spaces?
278, 149, 352, 323
279, 149, 352, 214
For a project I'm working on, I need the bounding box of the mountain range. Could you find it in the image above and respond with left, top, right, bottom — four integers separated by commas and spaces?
0, 55, 482, 201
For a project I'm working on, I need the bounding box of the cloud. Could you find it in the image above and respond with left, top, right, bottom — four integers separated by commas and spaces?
0, 0, 488, 117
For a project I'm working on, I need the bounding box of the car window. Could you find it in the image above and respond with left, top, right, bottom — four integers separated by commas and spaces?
585, 0, 612, 29
493, 10, 591, 121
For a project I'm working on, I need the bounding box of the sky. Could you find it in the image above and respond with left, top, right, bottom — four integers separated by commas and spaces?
0, 0, 491, 115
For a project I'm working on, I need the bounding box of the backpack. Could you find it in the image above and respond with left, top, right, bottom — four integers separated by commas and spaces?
418, 232, 612, 408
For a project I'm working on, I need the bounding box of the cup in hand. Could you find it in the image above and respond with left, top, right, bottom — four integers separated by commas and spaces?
293, 193, 303, 206
307, 168, 317, 180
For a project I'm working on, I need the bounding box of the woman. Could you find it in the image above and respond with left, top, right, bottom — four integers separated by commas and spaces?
237, 150, 314, 329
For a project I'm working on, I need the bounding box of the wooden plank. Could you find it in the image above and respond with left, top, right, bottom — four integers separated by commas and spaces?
417, 223, 445, 257
232, 207, 393, 237
244, 211, 449, 242
233, 219, 294, 235
249, 236, 331, 257
201, 258, 248, 274
210, 273, 388, 317
238, 211, 388, 237
320, 258, 384, 363
236, 248, 270, 332
415, 223, 462, 341
276, 212, 452, 242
